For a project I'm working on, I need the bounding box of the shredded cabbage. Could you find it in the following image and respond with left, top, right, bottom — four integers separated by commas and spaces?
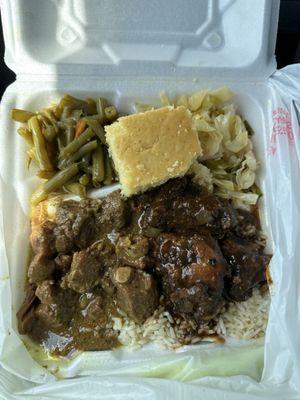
159, 86, 260, 207
188, 162, 213, 193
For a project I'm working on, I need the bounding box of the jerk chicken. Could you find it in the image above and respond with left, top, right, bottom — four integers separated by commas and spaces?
17, 178, 271, 356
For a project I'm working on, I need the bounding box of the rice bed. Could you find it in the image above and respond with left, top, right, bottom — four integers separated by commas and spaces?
112, 289, 270, 350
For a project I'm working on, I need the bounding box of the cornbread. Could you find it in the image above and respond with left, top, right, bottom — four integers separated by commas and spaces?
105, 106, 202, 196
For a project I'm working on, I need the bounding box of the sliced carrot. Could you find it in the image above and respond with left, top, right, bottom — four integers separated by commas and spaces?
75, 119, 87, 138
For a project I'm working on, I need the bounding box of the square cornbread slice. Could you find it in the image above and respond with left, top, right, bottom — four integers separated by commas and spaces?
105, 106, 202, 196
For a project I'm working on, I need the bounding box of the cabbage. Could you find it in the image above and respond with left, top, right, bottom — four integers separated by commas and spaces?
153, 87, 260, 207
192, 116, 215, 132
198, 130, 223, 160
188, 90, 209, 112
211, 86, 235, 104
176, 94, 188, 108
188, 162, 213, 192
236, 169, 256, 190
213, 178, 236, 191
216, 189, 259, 205
236, 151, 257, 189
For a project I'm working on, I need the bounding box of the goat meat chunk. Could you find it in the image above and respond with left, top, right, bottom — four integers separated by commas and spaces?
62, 240, 115, 293
116, 235, 151, 269
28, 253, 55, 284
35, 280, 78, 329
113, 267, 159, 324
17, 285, 37, 334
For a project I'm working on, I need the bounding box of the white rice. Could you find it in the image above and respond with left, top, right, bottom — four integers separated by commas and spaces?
112, 288, 270, 350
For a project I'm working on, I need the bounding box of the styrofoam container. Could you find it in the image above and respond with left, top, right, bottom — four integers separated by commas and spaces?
1, 1, 300, 399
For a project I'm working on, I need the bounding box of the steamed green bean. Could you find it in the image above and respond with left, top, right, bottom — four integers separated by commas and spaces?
43, 125, 57, 142
13, 94, 120, 201
104, 105, 118, 122
92, 144, 105, 186
64, 182, 86, 197
103, 150, 113, 185
28, 116, 53, 171
79, 174, 90, 186
17, 127, 34, 147
59, 127, 95, 158
65, 126, 75, 145
84, 118, 107, 145
11, 109, 36, 123
60, 140, 98, 168
31, 163, 79, 204
96, 98, 107, 124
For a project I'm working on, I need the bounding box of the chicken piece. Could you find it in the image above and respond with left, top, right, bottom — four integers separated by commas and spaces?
154, 233, 228, 323
116, 235, 151, 269
169, 193, 237, 236
220, 237, 271, 301
62, 240, 115, 293
112, 266, 159, 324
234, 208, 260, 239
28, 253, 55, 284
35, 280, 78, 330
136, 178, 237, 237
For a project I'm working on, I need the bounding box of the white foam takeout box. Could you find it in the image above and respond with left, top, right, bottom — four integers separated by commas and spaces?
1, 1, 300, 399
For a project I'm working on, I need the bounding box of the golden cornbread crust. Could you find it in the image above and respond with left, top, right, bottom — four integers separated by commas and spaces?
105, 106, 202, 196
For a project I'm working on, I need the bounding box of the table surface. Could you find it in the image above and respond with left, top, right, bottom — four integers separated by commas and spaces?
1, 0, 300, 99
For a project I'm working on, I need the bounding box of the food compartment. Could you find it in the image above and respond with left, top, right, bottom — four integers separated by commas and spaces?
1, 80, 274, 360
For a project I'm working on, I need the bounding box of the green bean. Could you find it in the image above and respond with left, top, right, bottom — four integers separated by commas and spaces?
104, 106, 118, 122
36, 170, 56, 180
71, 109, 83, 122
11, 109, 36, 123
53, 105, 63, 119
103, 151, 113, 185
59, 94, 96, 115
28, 116, 53, 171
60, 140, 98, 168
65, 126, 75, 145
43, 126, 57, 142
86, 98, 97, 115
79, 174, 90, 186
84, 118, 107, 145
81, 164, 93, 175
59, 127, 95, 158
60, 106, 72, 121
92, 144, 105, 187
26, 147, 38, 169
37, 115, 58, 141
25, 154, 32, 170
31, 163, 79, 205
17, 128, 34, 147
27, 148, 37, 163
64, 182, 86, 197
57, 136, 65, 153
41, 109, 58, 131
96, 98, 107, 124
82, 153, 91, 164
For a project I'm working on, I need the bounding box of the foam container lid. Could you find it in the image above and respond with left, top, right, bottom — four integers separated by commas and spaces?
1, 0, 279, 80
